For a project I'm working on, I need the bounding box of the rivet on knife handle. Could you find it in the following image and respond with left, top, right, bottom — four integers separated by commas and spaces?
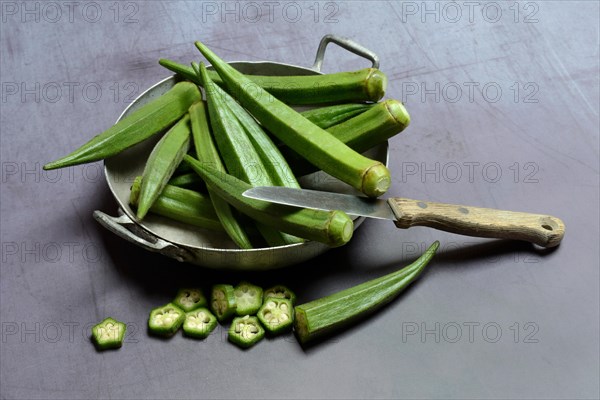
387, 198, 565, 248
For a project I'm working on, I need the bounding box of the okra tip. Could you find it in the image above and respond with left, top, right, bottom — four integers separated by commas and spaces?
365, 69, 388, 102
362, 163, 391, 198
129, 176, 142, 205
42, 161, 57, 170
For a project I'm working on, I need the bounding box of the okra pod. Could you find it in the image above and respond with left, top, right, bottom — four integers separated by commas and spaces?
328, 99, 410, 150
168, 172, 205, 190
183, 155, 354, 247
189, 101, 254, 249
195, 62, 301, 246
286, 99, 410, 176
196, 62, 272, 187
129, 176, 223, 232
213, 72, 300, 189
301, 103, 374, 129
136, 114, 191, 219
194, 41, 390, 198
159, 58, 387, 104
44, 82, 200, 170
294, 241, 439, 344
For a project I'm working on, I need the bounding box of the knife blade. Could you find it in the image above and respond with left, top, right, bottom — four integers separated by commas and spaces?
243, 186, 396, 220
242, 186, 566, 248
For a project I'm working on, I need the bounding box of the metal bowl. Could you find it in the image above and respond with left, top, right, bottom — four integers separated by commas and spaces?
94, 35, 389, 269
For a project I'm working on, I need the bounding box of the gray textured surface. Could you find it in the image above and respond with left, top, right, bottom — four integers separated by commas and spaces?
1, 1, 598, 399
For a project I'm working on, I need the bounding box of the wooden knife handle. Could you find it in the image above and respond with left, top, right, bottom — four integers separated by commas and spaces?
387, 198, 565, 248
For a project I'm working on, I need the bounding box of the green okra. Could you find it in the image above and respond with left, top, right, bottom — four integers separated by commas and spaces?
213, 73, 300, 189
159, 58, 387, 105
129, 176, 223, 231
44, 82, 200, 170
196, 62, 271, 186
168, 172, 206, 190
301, 103, 374, 129
294, 241, 439, 344
329, 99, 410, 150
183, 155, 354, 247
137, 115, 191, 219
195, 62, 301, 247
189, 101, 254, 249
285, 99, 410, 176
194, 41, 390, 198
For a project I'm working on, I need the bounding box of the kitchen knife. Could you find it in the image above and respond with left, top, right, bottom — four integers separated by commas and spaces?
243, 187, 565, 248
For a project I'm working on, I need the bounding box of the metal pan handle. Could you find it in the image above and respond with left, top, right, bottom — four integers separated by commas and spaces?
93, 210, 192, 262
312, 34, 380, 72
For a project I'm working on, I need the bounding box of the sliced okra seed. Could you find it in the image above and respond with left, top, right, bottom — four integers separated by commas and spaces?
266, 301, 276, 308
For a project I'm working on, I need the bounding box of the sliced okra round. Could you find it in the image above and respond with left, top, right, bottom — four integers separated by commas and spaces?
257, 298, 294, 334
148, 303, 185, 336
182, 307, 217, 339
228, 315, 265, 349
92, 317, 126, 350
234, 282, 263, 316
263, 285, 296, 305
174, 288, 207, 312
211, 284, 237, 322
